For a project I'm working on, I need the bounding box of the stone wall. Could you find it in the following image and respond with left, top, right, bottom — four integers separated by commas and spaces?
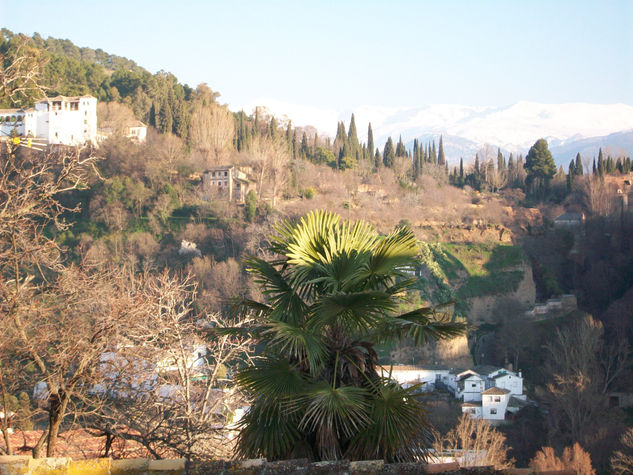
0, 456, 576, 474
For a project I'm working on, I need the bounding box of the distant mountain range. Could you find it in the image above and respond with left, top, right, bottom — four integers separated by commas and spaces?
242, 100, 633, 166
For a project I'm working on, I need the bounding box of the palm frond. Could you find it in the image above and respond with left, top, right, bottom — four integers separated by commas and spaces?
367, 227, 419, 277
244, 256, 309, 325
309, 291, 396, 335
235, 399, 305, 461
263, 319, 327, 372
235, 357, 308, 401
298, 382, 370, 442
346, 379, 431, 462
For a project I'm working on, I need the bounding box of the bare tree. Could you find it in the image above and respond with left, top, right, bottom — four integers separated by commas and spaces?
248, 135, 290, 206
538, 315, 630, 445
0, 35, 44, 106
93, 272, 254, 463
189, 84, 234, 167
611, 428, 633, 474
581, 175, 617, 216
97, 102, 138, 136
432, 415, 513, 469
530, 443, 596, 475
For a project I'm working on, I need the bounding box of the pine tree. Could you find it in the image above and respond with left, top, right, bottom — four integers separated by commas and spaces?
438, 135, 446, 165
383, 137, 395, 168
525, 138, 556, 196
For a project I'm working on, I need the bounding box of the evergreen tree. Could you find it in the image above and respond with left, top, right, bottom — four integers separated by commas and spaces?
575, 153, 583, 175
395, 135, 407, 157
597, 149, 605, 176
592, 158, 597, 175
413, 140, 420, 179
348, 114, 359, 149
437, 135, 446, 166
374, 148, 382, 169
300, 132, 309, 158
497, 148, 505, 172
367, 123, 374, 162
383, 137, 395, 168
292, 130, 297, 160
431, 141, 437, 164
524, 138, 556, 196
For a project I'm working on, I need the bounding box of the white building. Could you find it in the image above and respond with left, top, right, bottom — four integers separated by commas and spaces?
0, 95, 97, 146
480, 387, 511, 420
384, 365, 451, 391
456, 371, 486, 402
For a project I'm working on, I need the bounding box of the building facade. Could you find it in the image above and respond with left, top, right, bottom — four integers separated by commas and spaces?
0, 95, 97, 146
202, 166, 251, 202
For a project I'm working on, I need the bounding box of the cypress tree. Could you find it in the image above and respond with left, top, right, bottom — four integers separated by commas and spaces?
413, 140, 420, 179
431, 141, 437, 164
292, 130, 297, 160
438, 135, 446, 165
300, 132, 308, 158
395, 135, 406, 157
374, 148, 382, 170
459, 157, 464, 180
592, 158, 597, 175
383, 137, 396, 168
367, 123, 374, 162
575, 153, 583, 175
497, 148, 505, 172
348, 114, 359, 148
597, 149, 605, 176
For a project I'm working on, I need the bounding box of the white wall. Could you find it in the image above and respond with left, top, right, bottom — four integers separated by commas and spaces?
493, 373, 523, 396
481, 393, 509, 420
459, 375, 485, 402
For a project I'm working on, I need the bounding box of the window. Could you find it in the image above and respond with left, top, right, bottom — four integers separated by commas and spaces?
224, 171, 228, 177
224, 181, 228, 186
494, 396, 501, 402
84, 119, 87, 124
471, 383, 477, 388
490, 409, 497, 415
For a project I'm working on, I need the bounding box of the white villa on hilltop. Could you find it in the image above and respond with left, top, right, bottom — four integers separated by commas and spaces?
386, 363, 528, 422
0, 95, 98, 146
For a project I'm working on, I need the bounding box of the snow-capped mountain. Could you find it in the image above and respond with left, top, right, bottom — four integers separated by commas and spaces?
236, 99, 633, 165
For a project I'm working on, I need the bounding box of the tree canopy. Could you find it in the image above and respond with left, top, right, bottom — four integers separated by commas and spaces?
229, 210, 467, 462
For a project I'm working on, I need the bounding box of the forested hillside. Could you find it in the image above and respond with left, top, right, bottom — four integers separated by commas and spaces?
2, 29, 633, 472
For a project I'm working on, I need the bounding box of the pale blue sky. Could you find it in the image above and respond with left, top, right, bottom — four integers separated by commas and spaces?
3, 0, 632, 111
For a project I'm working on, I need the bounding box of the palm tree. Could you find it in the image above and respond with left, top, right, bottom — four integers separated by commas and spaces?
230, 210, 467, 462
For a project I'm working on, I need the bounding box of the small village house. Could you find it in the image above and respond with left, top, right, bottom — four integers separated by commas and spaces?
202, 166, 251, 203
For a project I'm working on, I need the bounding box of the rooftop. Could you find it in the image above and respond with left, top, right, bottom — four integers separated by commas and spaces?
37, 94, 95, 103
554, 212, 585, 222
482, 387, 511, 396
